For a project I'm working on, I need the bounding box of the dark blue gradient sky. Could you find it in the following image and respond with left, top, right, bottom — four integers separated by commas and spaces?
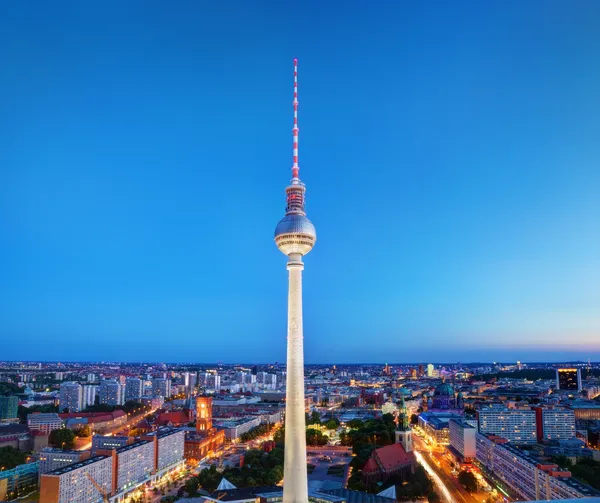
1, 1, 599, 363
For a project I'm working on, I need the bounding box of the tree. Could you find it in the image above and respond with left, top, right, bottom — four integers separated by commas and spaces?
325, 419, 339, 430
184, 477, 199, 496
0, 446, 27, 470
346, 419, 364, 429
306, 428, 328, 446
458, 470, 478, 492
428, 491, 441, 503
49, 428, 76, 449
308, 411, 321, 425
410, 414, 419, 425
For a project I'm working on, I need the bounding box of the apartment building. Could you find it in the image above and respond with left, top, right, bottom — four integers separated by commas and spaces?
477, 407, 537, 444
39, 448, 89, 474
534, 407, 576, 442
40, 456, 113, 503
475, 433, 599, 500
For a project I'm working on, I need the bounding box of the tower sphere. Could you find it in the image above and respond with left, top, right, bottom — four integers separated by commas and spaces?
274, 212, 316, 256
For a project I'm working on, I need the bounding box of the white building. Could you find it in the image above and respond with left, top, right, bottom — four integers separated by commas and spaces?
59, 382, 83, 412
27, 413, 63, 434
476, 433, 599, 500
82, 385, 98, 410
448, 418, 476, 461
427, 364, 434, 377
536, 407, 576, 441
477, 407, 537, 444
155, 428, 185, 471
41, 455, 113, 503
115, 440, 155, 493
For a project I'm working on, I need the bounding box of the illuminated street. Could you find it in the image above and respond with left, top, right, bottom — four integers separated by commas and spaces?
413, 430, 501, 503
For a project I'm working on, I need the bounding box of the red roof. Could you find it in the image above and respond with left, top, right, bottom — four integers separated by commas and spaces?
156, 410, 192, 426
362, 457, 379, 473
374, 443, 411, 470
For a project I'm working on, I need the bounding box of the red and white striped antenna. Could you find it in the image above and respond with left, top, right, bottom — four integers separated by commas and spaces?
292, 58, 299, 179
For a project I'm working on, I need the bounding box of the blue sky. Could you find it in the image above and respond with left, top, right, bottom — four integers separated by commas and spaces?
1, 1, 599, 363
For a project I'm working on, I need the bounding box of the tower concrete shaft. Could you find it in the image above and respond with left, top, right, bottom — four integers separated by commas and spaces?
283, 253, 308, 503
275, 59, 315, 503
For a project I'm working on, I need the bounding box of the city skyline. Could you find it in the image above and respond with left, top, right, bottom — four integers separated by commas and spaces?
2, 1, 600, 363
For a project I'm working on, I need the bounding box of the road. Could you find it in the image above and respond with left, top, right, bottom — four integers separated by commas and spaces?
413, 433, 490, 503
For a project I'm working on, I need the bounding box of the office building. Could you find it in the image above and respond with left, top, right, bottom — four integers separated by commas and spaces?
477, 407, 537, 444
556, 368, 582, 391
98, 380, 124, 406
59, 382, 83, 412
124, 377, 143, 401
27, 413, 63, 434
39, 448, 89, 474
152, 378, 171, 398
476, 433, 599, 500
0, 396, 19, 422
273, 58, 317, 503
534, 407, 576, 442
448, 418, 476, 463
427, 364, 434, 377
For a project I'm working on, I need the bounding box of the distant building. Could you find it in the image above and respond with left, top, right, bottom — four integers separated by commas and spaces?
214, 417, 261, 440
59, 383, 83, 412
477, 407, 537, 444
448, 418, 476, 463
426, 364, 434, 377
125, 378, 143, 402
82, 385, 97, 410
0, 396, 19, 422
27, 413, 63, 435
152, 378, 172, 398
98, 380, 124, 407
556, 368, 582, 391
534, 407, 576, 442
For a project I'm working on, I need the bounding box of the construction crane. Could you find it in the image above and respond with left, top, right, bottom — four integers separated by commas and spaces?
85, 472, 110, 503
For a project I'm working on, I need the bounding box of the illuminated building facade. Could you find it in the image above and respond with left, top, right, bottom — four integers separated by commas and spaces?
477, 407, 537, 444
476, 433, 600, 500
196, 396, 213, 432
556, 368, 582, 391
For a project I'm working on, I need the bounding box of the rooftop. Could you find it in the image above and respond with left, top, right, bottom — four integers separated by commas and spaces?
45, 455, 108, 476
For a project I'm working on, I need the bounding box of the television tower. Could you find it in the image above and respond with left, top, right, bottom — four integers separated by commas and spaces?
274, 58, 316, 503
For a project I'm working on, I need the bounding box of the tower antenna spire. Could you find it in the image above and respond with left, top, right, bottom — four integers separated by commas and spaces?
292, 58, 299, 179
